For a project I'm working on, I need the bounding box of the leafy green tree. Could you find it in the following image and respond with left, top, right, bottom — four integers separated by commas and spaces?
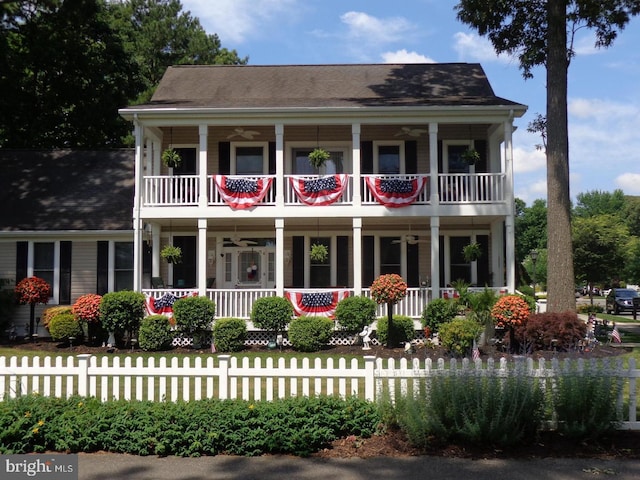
514, 198, 547, 266
456, 0, 640, 312
624, 237, 640, 284
623, 196, 640, 237
573, 215, 629, 295
573, 189, 626, 219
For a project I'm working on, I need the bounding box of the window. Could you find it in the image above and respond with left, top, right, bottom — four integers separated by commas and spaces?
445, 143, 472, 174
309, 237, 331, 287
33, 242, 54, 290
173, 147, 197, 175
380, 237, 401, 275
235, 146, 265, 174
377, 145, 401, 174
450, 236, 471, 283
114, 242, 133, 291
292, 149, 345, 175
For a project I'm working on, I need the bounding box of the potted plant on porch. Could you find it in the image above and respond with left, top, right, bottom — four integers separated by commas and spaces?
463, 242, 482, 262
310, 243, 329, 263
161, 244, 182, 264
308, 147, 331, 169
162, 148, 182, 168
461, 148, 480, 166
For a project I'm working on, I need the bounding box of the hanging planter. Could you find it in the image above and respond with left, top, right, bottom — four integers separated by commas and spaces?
308, 148, 331, 169
162, 148, 182, 168
161, 244, 182, 264
463, 242, 482, 262
461, 148, 480, 166
310, 243, 329, 263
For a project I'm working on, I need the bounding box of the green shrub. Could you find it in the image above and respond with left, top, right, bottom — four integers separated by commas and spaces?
552, 359, 622, 440
172, 296, 216, 334
288, 315, 334, 352
334, 296, 377, 332
375, 315, 415, 346
250, 296, 293, 336
42, 306, 73, 329
0, 395, 380, 457
48, 313, 83, 342
138, 315, 173, 351
438, 317, 482, 357
212, 317, 247, 352
577, 304, 604, 315
421, 298, 458, 333
99, 291, 146, 335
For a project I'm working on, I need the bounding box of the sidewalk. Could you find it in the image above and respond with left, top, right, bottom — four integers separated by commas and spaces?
78, 453, 640, 480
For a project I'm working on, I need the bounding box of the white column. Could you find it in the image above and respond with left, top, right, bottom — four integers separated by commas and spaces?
353, 217, 362, 294
275, 124, 284, 206
133, 120, 144, 292
430, 216, 440, 299
198, 124, 208, 208
151, 223, 160, 278
198, 218, 208, 296
352, 124, 361, 206
491, 220, 504, 288
505, 216, 515, 293
429, 123, 439, 205
504, 114, 515, 292
275, 218, 285, 297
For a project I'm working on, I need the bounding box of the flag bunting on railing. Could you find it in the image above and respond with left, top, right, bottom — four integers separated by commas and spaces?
213, 175, 273, 209
285, 290, 350, 318
289, 174, 349, 205
145, 292, 196, 320
364, 176, 427, 207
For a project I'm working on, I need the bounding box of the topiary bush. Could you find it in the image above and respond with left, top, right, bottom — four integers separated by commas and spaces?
375, 315, 415, 346
99, 291, 146, 336
288, 315, 334, 352
438, 317, 482, 357
172, 296, 216, 334
138, 315, 173, 351
334, 296, 377, 332
42, 306, 73, 329
250, 296, 293, 337
514, 311, 587, 352
212, 317, 247, 352
421, 298, 458, 333
48, 313, 83, 342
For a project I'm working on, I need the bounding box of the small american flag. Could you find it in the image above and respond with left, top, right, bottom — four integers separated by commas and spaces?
472, 339, 480, 361
611, 326, 622, 343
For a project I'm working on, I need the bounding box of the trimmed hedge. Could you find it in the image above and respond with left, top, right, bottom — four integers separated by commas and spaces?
288, 315, 334, 352
138, 315, 173, 351
334, 296, 377, 332
48, 313, 83, 342
375, 315, 415, 346
212, 317, 247, 352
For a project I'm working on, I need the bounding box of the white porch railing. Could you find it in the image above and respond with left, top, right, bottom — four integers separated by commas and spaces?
1, 355, 638, 430
361, 174, 430, 205
438, 173, 506, 203
207, 175, 277, 206
284, 174, 353, 205
143, 175, 199, 206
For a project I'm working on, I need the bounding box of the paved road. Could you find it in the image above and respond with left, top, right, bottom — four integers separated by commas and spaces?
78, 453, 640, 480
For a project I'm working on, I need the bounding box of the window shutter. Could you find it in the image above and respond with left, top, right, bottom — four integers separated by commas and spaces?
16, 241, 28, 283
97, 241, 109, 295
360, 141, 373, 174
407, 243, 419, 287
59, 241, 72, 304
475, 140, 488, 173
362, 236, 374, 287
405, 140, 417, 174
268, 142, 276, 174
292, 236, 305, 287
336, 236, 349, 287
218, 142, 231, 174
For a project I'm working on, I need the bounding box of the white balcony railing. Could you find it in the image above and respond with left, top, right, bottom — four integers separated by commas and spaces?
143, 175, 199, 206
438, 173, 506, 203
207, 175, 277, 206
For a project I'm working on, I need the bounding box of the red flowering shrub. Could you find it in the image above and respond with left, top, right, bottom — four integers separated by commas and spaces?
370, 274, 407, 305
15, 276, 51, 305
490, 295, 530, 329
72, 294, 102, 324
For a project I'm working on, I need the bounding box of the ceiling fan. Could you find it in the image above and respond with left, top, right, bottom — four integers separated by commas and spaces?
226, 127, 260, 140
225, 236, 257, 247
394, 126, 427, 137
392, 234, 428, 245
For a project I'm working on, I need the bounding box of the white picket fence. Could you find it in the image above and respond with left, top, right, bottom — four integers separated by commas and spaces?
1, 354, 639, 430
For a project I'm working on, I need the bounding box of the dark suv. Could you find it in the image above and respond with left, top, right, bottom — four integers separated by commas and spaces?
605, 288, 639, 315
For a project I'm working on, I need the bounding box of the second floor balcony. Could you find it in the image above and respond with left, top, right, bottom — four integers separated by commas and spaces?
142, 172, 507, 209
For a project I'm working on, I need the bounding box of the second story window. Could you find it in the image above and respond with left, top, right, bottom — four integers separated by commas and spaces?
293, 148, 345, 175
234, 145, 265, 175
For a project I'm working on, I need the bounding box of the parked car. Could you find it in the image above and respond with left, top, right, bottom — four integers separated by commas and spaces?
605, 288, 639, 315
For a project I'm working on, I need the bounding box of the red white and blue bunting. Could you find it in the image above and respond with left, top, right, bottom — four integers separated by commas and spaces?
285, 290, 350, 318
213, 175, 273, 209
364, 176, 427, 208
289, 174, 349, 206
145, 292, 197, 320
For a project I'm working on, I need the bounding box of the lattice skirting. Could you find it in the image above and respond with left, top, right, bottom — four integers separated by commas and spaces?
172, 330, 427, 348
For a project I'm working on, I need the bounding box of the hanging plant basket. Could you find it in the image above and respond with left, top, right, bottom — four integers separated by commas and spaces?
162, 148, 182, 168
308, 148, 331, 169
310, 243, 329, 263
463, 242, 482, 262
161, 244, 182, 264
461, 148, 480, 166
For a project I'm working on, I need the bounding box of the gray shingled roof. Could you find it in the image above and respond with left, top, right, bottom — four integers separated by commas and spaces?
133, 63, 524, 110
0, 149, 134, 231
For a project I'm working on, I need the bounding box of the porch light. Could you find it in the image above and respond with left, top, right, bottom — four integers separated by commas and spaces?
284, 250, 291, 264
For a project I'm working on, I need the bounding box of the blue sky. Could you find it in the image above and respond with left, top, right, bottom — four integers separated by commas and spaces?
180, 0, 640, 205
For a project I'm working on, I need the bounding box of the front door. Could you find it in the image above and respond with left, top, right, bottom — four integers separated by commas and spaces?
220, 247, 275, 288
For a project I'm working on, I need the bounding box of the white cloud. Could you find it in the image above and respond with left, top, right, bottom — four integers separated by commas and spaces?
572, 33, 601, 56
453, 32, 514, 64
181, 0, 298, 44
513, 146, 545, 174
381, 49, 435, 63
616, 173, 640, 194
340, 11, 414, 45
